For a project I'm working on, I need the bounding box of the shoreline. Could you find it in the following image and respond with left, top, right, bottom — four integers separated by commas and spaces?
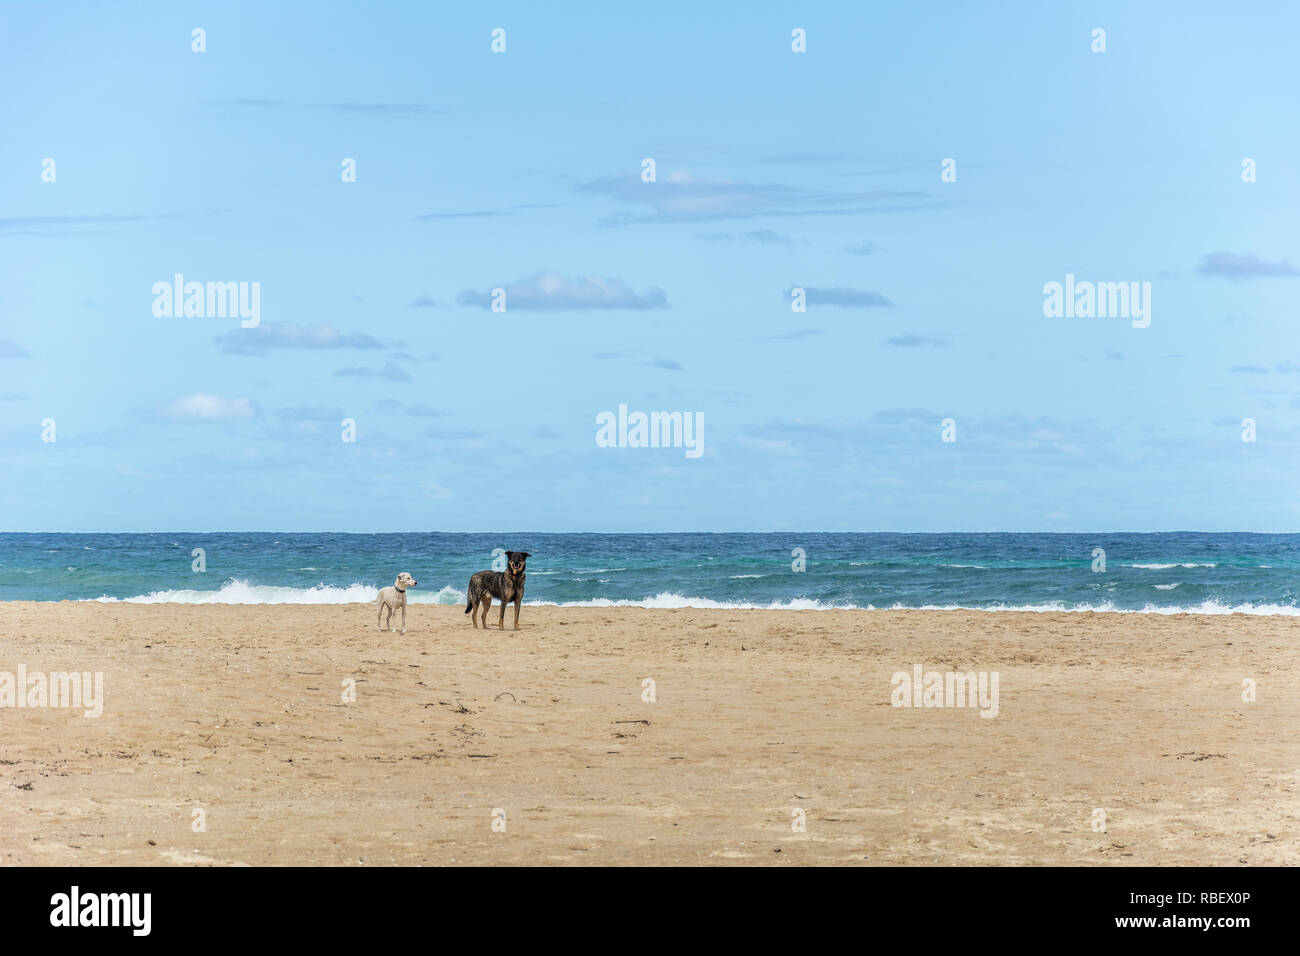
2, 603, 1296, 865
13, 600, 1300, 617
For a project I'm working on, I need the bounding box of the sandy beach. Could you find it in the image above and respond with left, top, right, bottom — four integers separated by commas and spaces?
1, 602, 1296, 866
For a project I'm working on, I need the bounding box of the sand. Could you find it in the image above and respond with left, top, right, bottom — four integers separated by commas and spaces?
0, 602, 1296, 866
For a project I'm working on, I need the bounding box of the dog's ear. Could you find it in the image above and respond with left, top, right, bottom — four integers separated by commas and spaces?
519, 552, 530, 559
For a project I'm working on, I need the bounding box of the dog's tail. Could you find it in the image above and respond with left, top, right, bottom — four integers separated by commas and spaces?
464, 590, 473, 614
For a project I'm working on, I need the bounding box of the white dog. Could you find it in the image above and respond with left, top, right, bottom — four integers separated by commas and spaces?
377, 572, 417, 633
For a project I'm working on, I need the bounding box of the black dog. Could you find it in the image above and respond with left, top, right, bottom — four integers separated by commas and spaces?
465, 551, 529, 630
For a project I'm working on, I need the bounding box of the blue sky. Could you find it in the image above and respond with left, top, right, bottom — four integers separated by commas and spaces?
2, 1, 1297, 532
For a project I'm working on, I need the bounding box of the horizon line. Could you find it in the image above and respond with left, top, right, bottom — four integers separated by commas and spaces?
3, 529, 1297, 536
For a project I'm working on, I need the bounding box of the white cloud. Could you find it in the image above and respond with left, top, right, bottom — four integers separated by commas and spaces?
457, 272, 667, 310
580, 171, 930, 224
1196, 252, 1298, 281
215, 321, 384, 354
158, 393, 259, 423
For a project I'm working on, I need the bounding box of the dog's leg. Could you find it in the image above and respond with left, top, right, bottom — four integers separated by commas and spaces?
377, 601, 383, 631
400, 601, 407, 634
513, 595, 521, 630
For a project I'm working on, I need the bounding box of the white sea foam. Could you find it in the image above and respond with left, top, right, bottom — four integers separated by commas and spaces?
80, 584, 1299, 615
531, 595, 1300, 615
538, 594, 1299, 615
1123, 562, 1217, 569
89, 579, 465, 605
533, 592, 835, 610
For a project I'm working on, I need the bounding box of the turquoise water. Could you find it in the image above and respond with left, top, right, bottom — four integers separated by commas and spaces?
2, 532, 1298, 613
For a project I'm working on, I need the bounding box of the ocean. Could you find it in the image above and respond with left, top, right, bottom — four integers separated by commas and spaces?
1, 531, 1297, 613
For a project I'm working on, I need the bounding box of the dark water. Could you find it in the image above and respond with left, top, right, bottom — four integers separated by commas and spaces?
2, 532, 1297, 613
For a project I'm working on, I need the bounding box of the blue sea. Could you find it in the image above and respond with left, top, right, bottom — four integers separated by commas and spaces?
2, 532, 1298, 613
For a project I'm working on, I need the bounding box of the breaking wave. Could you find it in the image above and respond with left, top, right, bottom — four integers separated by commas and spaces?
90, 580, 466, 605
84, 583, 1300, 614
